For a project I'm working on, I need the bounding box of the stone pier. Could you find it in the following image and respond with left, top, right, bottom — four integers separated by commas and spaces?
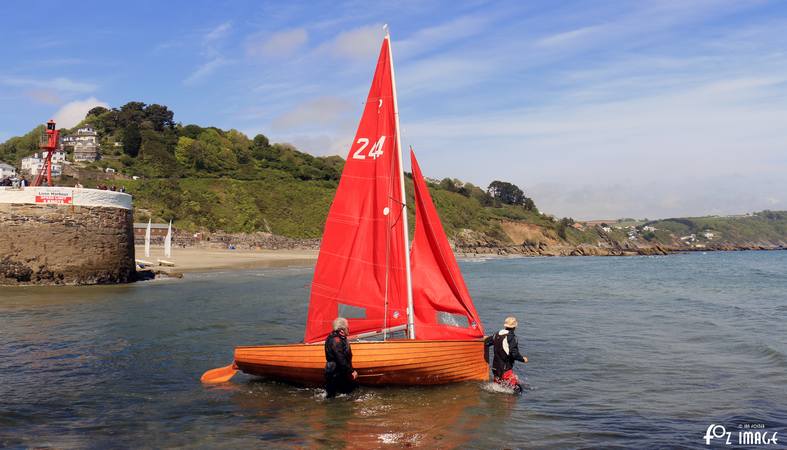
0, 187, 135, 285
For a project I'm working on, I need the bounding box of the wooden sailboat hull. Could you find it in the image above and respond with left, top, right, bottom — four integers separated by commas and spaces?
234, 339, 489, 386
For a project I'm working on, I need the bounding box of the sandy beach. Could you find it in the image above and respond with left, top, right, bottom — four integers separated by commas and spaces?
134, 246, 318, 272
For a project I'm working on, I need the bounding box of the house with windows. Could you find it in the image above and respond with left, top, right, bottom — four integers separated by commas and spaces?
20, 152, 64, 177
62, 126, 100, 161
0, 162, 16, 179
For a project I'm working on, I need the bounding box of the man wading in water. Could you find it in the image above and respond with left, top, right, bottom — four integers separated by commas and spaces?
485, 316, 528, 393
324, 317, 358, 398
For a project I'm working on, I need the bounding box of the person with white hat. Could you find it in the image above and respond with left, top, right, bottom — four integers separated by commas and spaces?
485, 316, 528, 393
324, 317, 358, 398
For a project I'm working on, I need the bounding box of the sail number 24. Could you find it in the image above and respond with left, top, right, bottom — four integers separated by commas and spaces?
352, 136, 386, 160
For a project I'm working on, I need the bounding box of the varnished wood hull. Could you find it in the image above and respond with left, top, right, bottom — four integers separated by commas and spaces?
234, 339, 489, 386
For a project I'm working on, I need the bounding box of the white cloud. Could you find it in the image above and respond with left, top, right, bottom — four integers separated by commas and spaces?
326, 25, 385, 61
205, 21, 232, 44
280, 133, 352, 156
53, 97, 109, 128
247, 28, 308, 58
272, 96, 354, 131
536, 25, 604, 48
400, 70, 787, 219
0, 76, 96, 94
25, 89, 62, 105
184, 58, 229, 85
182, 22, 233, 84
395, 14, 494, 59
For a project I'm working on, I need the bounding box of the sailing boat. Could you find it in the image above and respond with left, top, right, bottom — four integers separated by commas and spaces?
144, 218, 151, 258
158, 220, 174, 266
164, 220, 172, 258
202, 31, 488, 386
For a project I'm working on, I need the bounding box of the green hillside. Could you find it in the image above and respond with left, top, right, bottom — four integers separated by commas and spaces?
2, 102, 785, 250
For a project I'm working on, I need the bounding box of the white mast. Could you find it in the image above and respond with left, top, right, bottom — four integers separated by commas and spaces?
386, 26, 416, 340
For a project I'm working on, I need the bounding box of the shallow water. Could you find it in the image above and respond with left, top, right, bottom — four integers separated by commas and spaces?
1, 252, 786, 448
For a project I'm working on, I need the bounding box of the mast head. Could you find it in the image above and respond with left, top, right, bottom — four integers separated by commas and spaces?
383, 23, 389, 38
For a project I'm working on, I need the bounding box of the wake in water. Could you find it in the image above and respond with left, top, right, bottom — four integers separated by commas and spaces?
480, 378, 534, 395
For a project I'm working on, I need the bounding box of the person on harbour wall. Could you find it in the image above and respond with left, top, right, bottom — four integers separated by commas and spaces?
485, 316, 528, 393
324, 317, 358, 398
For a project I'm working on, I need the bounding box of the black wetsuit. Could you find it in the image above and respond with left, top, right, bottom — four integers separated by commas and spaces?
485, 328, 525, 387
324, 330, 355, 398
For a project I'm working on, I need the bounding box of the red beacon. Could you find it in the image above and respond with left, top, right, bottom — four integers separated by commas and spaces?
32, 119, 60, 187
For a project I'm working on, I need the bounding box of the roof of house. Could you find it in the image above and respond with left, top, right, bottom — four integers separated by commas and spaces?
0, 162, 15, 170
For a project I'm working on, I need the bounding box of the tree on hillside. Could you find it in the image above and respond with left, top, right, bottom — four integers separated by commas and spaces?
488, 180, 524, 205
139, 129, 179, 177
144, 104, 175, 131
0, 125, 44, 162
87, 106, 109, 117
557, 217, 574, 239
178, 124, 204, 139
122, 123, 142, 157
118, 102, 147, 127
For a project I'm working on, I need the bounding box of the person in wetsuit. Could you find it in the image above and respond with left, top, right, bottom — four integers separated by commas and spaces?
485, 316, 528, 393
324, 317, 358, 398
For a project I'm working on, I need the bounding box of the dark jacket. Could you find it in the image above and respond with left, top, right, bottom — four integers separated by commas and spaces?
324, 330, 353, 377
485, 328, 525, 377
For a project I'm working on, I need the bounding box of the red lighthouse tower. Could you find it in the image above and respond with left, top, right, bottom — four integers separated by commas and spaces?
32, 120, 60, 187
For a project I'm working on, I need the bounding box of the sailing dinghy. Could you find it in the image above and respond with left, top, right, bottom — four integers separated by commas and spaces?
203, 31, 488, 386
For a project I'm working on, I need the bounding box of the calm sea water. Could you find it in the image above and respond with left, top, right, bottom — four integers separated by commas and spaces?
1, 252, 786, 449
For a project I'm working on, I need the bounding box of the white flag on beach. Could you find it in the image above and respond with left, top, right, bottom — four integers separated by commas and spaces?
144, 219, 151, 258
164, 220, 172, 258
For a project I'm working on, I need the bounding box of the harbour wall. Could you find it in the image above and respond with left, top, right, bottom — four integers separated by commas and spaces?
0, 187, 135, 285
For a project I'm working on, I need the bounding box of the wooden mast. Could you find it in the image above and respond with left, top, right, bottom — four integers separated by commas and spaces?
385, 26, 416, 339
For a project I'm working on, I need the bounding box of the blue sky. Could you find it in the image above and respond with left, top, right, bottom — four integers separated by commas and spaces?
2, 0, 785, 219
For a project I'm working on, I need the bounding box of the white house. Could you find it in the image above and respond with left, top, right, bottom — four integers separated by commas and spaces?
703, 231, 715, 239
20, 153, 63, 177
0, 162, 16, 178
70, 126, 100, 161
643, 226, 656, 232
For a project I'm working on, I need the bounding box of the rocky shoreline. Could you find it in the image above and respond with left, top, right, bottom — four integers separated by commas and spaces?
161, 230, 785, 258
452, 230, 786, 257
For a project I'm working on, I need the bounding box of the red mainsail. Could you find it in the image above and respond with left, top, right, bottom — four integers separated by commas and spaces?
304, 37, 408, 343
410, 149, 485, 340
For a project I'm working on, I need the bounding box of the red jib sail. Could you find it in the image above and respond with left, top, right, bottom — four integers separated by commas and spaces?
410, 149, 485, 340
304, 37, 408, 343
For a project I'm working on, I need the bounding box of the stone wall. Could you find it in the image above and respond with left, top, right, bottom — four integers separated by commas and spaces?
0, 203, 135, 285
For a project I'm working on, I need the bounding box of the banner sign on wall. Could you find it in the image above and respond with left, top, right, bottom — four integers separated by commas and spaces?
0, 187, 132, 210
